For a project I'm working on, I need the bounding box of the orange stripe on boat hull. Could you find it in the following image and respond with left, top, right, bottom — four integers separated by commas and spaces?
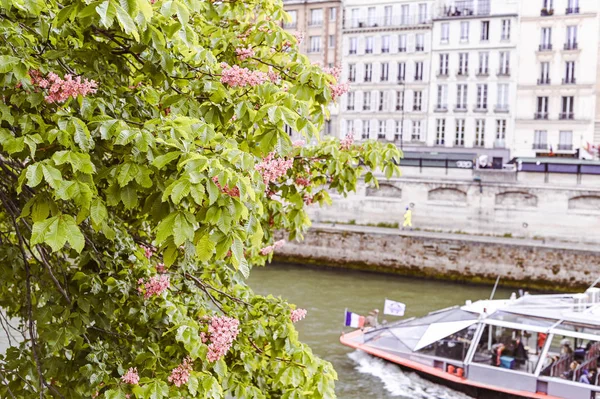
340, 329, 562, 399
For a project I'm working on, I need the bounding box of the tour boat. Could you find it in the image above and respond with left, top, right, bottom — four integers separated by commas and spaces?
340, 288, 600, 399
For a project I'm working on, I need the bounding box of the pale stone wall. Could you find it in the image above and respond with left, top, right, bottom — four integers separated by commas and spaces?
276, 225, 600, 291
309, 176, 600, 243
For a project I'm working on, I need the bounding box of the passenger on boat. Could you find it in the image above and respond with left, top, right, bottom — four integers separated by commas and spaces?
364, 309, 379, 328
579, 369, 596, 384
562, 361, 579, 380
561, 339, 574, 356
491, 343, 505, 367
537, 333, 548, 354
514, 337, 529, 366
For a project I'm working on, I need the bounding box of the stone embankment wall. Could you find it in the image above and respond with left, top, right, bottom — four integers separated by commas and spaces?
275, 225, 600, 291
308, 175, 600, 244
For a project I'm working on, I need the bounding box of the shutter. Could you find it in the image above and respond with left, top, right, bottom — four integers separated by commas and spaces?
408, 33, 415, 52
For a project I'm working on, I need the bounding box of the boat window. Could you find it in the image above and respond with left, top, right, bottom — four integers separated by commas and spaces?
488, 311, 556, 328
539, 334, 600, 386
416, 325, 478, 362
555, 322, 600, 337
472, 325, 541, 374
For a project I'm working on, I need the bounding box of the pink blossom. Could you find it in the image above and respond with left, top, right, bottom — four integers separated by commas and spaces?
138, 275, 170, 299
273, 239, 285, 249
255, 152, 294, 185
231, 115, 237, 122
141, 245, 153, 259
168, 357, 193, 387
292, 140, 305, 147
295, 176, 310, 187
294, 31, 305, 44
121, 368, 139, 385
290, 308, 307, 323
220, 63, 267, 88
267, 67, 280, 83
156, 263, 166, 274
200, 332, 208, 343
202, 316, 240, 362
235, 46, 255, 61
29, 71, 98, 104
340, 133, 354, 150
260, 240, 286, 255
322, 66, 341, 80
304, 194, 314, 205
212, 176, 240, 197
331, 82, 350, 101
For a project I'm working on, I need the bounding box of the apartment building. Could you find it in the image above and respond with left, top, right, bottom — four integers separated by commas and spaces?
282, 0, 343, 137
514, 0, 600, 158
339, 0, 434, 146
426, 0, 518, 165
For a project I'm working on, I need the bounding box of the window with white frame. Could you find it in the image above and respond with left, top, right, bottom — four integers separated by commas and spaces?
395, 121, 403, 141
567, 0, 579, 13
561, 96, 574, 119
436, 84, 448, 110
496, 119, 506, 142
564, 61, 575, 84
309, 9, 323, 26
534, 130, 547, 149
378, 91, 385, 111
456, 84, 467, 110
478, 0, 491, 14
285, 10, 297, 29
414, 61, 424, 81
398, 34, 407, 52
309, 36, 321, 52
329, 7, 337, 21
329, 35, 335, 48
365, 36, 373, 54
441, 22, 450, 43
416, 34, 425, 51
351, 8, 359, 27
478, 52, 489, 75
418, 3, 428, 23
481, 21, 489, 41
540, 27, 552, 50
362, 120, 370, 139
455, 119, 465, 146
347, 120, 354, 136
396, 90, 404, 111
496, 83, 509, 110
501, 19, 511, 40
381, 63, 389, 82
364, 63, 372, 82
349, 37, 358, 54
363, 91, 371, 111
367, 7, 376, 26
412, 120, 422, 141
540, 62, 550, 84
460, 21, 470, 41
378, 120, 386, 139
566, 26, 577, 49
435, 119, 446, 145
499, 52, 510, 75
348, 64, 356, 82
397, 62, 406, 81
413, 90, 423, 111
401, 4, 409, 24
536, 96, 549, 118
458, 53, 469, 75
474, 119, 485, 146
384, 6, 392, 25
382, 35, 390, 53
439, 53, 449, 75
476, 84, 488, 110
346, 91, 355, 111
559, 130, 573, 149
543, 0, 554, 10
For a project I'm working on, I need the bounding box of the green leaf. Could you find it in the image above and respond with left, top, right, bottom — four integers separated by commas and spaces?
195, 234, 215, 262
31, 215, 85, 253
96, 0, 117, 27
115, 3, 139, 40
0, 56, 19, 73
72, 118, 94, 152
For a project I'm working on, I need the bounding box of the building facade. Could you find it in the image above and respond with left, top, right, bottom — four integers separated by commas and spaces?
339, 0, 434, 146
282, 0, 343, 138
514, 0, 600, 158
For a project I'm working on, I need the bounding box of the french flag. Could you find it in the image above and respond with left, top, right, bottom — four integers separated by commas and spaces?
344, 310, 365, 328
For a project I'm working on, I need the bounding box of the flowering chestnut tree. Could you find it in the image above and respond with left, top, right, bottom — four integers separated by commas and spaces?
0, 0, 400, 398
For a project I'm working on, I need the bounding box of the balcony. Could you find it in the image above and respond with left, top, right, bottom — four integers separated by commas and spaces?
494, 139, 506, 148
540, 8, 554, 16
497, 69, 510, 77
395, 106, 404, 111
534, 112, 549, 120
495, 105, 510, 113
437, 70, 449, 78
382, 48, 390, 54
348, 77, 356, 83
397, 77, 406, 83
537, 78, 551, 85
538, 44, 553, 51
562, 77, 576, 85
566, 7, 580, 14
532, 143, 548, 150
343, 15, 432, 30
283, 22, 297, 29
454, 105, 468, 112
559, 112, 575, 120
434, 105, 448, 112
416, 46, 425, 52
474, 106, 488, 113
365, 48, 373, 54
564, 42, 578, 50
349, 49, 357, 55
364, 77, 372, 82
398, 47, 407, 53
414, 76, 423, 82
413, 106, 422, 112
308, 20, 323, 27
457, 70, 469, 78
476, 69, 489, 77
558, 144, 574, 151
439, 7, 476, 18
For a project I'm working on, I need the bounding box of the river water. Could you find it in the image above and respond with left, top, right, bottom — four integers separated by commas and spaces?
248, 264, 512, 399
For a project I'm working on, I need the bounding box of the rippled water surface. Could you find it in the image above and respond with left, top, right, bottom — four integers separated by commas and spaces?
248, 264, 511, 399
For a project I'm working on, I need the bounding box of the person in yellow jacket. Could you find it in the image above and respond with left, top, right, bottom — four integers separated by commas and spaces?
402, 206, 413, 230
